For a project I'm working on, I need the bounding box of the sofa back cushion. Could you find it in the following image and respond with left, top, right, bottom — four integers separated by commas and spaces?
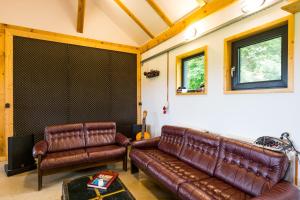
84, 122, 116, 147
179, 129, 221, 175
45, 123, 85, 152
215, 138, 289, 196
158, 125, 187, 157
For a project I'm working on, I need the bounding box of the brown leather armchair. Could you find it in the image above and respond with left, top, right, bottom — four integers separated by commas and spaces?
33, 122, 129, 190
130, 125, 300, 200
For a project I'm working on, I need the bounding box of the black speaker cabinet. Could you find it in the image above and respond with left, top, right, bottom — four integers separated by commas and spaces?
4, 135, 36, 176
131, 124, 142, 140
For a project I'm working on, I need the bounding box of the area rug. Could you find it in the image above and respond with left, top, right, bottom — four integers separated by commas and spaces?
62, 174, 136, 200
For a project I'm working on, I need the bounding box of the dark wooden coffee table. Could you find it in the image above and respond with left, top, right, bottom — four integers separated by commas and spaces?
62, 174, 135, 200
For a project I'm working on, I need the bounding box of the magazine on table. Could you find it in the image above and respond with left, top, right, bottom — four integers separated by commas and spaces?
87, 170, 118, 190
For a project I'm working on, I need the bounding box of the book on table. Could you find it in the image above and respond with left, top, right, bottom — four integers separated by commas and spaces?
87, 170, 118, 190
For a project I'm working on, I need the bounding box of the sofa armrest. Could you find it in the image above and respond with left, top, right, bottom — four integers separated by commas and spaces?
251, 181, 300, 200
131, 137, 161, 149
32, 140, 48, 158
115, 133, 130, 147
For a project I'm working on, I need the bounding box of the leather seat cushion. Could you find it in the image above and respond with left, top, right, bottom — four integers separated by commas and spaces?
147, 160, 209, 194
178, 177, 253, 200
45, 123, 85, 152
215, 138, 289, 196
40, 149, 88, 170
179, 129, 221, 175
130, 148, 179, 171
158, 125, 187, 157
86, 145, 126, 162
84, 122, 116, 147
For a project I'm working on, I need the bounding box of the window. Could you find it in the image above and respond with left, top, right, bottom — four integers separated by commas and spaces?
231, 25, 288, 90
224, 16, 294, 94
176, 46, 207, 95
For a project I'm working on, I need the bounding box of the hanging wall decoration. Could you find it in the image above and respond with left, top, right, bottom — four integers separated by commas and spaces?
144, 70, 160, 78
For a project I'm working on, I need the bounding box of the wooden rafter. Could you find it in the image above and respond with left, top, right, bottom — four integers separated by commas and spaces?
141, 0, 236, 53
146, 0, 172, 27
282, 0, 300, 14
114, 0, 154, 38
77, 0, 86, 33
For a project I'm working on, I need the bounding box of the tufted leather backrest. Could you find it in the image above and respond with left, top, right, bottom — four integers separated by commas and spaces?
45, 123, 85, 152
215, 138, 289, 196
158, 125, 187, 157
179, 129, 221, 175
84, 122, 116, 147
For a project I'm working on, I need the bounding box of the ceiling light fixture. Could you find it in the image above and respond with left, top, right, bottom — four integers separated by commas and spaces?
183, 25, 198, 41
241, 0, 266, 13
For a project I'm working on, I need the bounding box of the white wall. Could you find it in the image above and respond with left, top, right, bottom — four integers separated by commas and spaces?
0, 0, 138, 46
141, 3, 300, 183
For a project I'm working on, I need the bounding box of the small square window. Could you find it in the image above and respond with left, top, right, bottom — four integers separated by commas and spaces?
176, 47, 207, 95
231, 24, 288, 90
182, 53, 205, 91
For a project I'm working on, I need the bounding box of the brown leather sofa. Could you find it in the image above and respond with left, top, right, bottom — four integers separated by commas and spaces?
33, 122, 129, 190
130, 125, 300, 200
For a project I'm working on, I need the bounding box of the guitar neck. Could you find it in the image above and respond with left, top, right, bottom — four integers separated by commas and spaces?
141, 119, 146, 137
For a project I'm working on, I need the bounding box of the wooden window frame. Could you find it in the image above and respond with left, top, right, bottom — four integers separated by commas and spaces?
224, 15, 294, 94
176, 46, 208, 95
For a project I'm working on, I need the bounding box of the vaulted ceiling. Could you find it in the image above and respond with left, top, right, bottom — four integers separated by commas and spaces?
0, 0, 235, 50
78, 0, 208, 45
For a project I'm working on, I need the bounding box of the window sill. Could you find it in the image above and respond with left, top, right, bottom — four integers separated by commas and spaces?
176, 91, 207, 96
224, 87, 293, 94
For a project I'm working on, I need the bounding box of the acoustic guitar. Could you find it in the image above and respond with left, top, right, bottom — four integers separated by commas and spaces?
136, 111, 151, 141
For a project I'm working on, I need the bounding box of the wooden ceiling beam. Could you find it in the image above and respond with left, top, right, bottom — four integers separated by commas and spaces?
114, 0, 155, 38
141, 0, 236, 53
77, 0, 86, 33
146, 0, 173, 27
282, 0, 300, 14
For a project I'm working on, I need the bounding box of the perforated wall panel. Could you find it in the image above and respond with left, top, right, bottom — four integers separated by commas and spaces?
13, 37, 137, 143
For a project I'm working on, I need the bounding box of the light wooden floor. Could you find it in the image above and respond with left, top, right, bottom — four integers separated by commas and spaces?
0, 161, 174, 200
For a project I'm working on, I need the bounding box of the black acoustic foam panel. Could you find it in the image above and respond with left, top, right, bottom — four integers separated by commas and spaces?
13, 37, 69, 142
13, 36, 137, 142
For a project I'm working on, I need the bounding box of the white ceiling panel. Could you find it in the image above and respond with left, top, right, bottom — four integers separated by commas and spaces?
95, 0, 150, 45
154, 0, 200, 22
0, 0, 212, 46
121, 0, 169, 36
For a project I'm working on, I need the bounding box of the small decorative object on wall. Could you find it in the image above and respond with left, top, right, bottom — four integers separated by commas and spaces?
144, 70, 160, 78
162, 102, 169, 114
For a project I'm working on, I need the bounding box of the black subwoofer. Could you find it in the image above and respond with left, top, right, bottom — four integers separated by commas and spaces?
131, 124, 142, 140
4, 135, 36, 176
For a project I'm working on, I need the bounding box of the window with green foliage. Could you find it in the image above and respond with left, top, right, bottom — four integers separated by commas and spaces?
182, 53, 205, 91
231, 24, 288, 90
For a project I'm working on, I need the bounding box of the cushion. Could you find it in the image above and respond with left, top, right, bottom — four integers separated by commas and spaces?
158, 125, 187, 157
40, 149, 88, 170
179, 129, 221, 175
130, 148, 179, 171
178, 177, 252, 200
84, 122, 116, 147
86, 145, 125, 162
45, 123, 85, 152
147, 160, 209, 194
215, 138, 289, 196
